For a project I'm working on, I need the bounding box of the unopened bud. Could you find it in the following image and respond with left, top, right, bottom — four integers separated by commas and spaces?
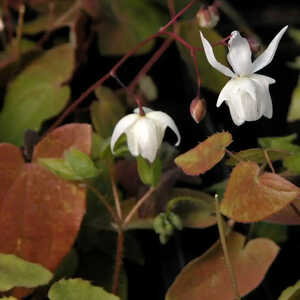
247, 36, 261, 53
190, 97, 207, 123
0, 18, 4, 32
197, 5, 219, 28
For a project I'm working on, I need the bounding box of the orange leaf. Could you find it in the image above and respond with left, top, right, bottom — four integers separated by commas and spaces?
0, 124, 92, 296
175, 132, 232, 176
221, 162, 299, 222
166, 232, 279, 300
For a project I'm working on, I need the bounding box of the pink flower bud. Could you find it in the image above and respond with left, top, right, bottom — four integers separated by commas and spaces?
197, 4, 219, 28
190, 98, 207, 123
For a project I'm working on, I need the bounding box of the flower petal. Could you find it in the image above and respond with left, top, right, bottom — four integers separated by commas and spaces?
227, 31, 252, 76
130, 118, 160, 163
250, 74, 274, 118
251, 26, 288, 73
217, 79, 235, 107
227, 101, 245, 126
146, 111, 181, 146
110, 114, 139, 153
240, 91, 263, 121
200, 31, 235, 77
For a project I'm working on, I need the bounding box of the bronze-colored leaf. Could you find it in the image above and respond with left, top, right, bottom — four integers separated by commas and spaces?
175, 132, 232, 176
221, 162, 299, 222
166, 232, 279, 300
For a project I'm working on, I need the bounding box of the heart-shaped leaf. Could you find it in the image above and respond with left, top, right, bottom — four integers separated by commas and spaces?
220, 162, 299, 222
166, 232, 279, 300
175, 132, 232, 176
0, 44, 74, 146
0, 124, 91, 296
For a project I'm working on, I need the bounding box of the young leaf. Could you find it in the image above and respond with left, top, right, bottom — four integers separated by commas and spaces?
48, 278, 120, 300
175, 132, 232, 176
137, 156, 162, 187
220, 162, 299, 222
166, 232, 279, 300
287, 77, 300, 122
258, 134, 300, 153
0, 253, 52, 292
279, 280, 300, 300
65, 148, 100, 179
0, 44, 74, 146
252, 223, 288, 244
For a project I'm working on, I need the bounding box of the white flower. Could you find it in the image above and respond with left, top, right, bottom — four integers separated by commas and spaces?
111, 107, 181, 163
200, 26, 288, 125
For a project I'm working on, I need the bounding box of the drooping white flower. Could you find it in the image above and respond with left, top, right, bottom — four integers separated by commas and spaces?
111, 107, 180, 163
200, 26, 288, 125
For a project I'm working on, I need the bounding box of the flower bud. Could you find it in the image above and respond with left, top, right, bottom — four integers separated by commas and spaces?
197, 4, 219, 28
190, 97, 207, 123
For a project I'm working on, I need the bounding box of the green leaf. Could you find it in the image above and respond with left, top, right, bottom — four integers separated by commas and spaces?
258, 134, 300, 153
177, 21, 228, 93
91, 86, 126, 138
0, 44, 74, 146
226, 148, 290, 166
39, 158, 80, 181
0, 253, 52, 292
0, 297, 18, 300
289, 28, 300, 45
96, 0, 168, 55
253, 223, 288, 244
137, 156, 162, 187
65, 148, 100, 179
205, 179, 228, 199
167, 188, 216, 228
48, 278, 120, 300
279, 280, 300, 300
287, 77, 300, 122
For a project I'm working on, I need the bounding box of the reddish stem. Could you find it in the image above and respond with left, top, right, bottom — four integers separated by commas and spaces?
128, 37, 173, 92
47, 0, 201, 132
112, 229, 124, 295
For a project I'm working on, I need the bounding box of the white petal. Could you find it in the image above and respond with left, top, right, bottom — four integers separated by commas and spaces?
133, 106, 153, 114
251, 26, 288, 73
217, 77, 256, 107
200, 31, 235, 78
249, 74, 274, 118
130, 118, 160, 163
216, 79, 235, 107
227, 101, 245, 126
110, 114, 139, 153
126, 128, 139, 157
240, 91, 262, 121
227, 31, 252, 76
146, 111, 181, 146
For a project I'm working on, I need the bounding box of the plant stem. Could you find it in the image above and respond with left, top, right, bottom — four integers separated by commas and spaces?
47, 0, 199, 132
112, 229, 124, 295
85, 183, 121, 226
128, 37, 173, 92
215, 195, 241, 300
16, 3, 25, 59
109, 166, 123, 221
123, 187, 155, 226
263, 149, 275, 173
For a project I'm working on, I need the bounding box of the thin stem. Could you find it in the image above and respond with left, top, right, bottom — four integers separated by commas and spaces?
226, 149, 242, 163
168, 0, 177, 31
123, 187, 155, 226
47, 0, 199, 132
190, 48, 201, 97
215, 195, 241, 300
112, 229, 124, 295
109, 166, 123, 221
16, 3, 25, 59
128, 37, 173, 92
263, 149, 275, 173
85, 183, 121, 226
38, 0, 81, 47
290, 203, 300, 219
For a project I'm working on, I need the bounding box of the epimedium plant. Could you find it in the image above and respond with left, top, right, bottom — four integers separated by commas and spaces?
0, 0, 299, 300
